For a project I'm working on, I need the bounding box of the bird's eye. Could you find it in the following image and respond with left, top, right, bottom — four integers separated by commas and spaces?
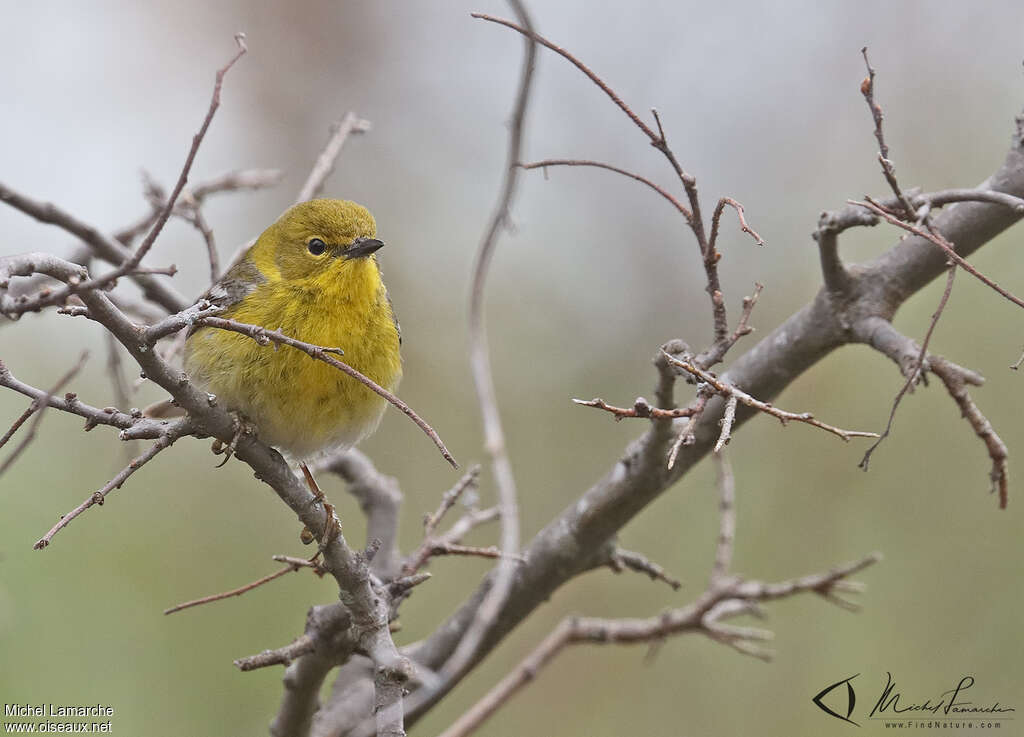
307, 238, 326, 256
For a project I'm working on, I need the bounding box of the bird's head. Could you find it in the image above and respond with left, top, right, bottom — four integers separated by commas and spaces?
255, 199, 385, 282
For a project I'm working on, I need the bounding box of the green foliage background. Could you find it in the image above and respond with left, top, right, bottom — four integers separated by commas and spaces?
1, 1, 1021, 735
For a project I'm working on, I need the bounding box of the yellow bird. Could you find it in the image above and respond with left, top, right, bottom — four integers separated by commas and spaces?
182, 199, 402, 460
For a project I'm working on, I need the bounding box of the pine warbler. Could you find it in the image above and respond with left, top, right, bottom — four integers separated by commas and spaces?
183, 199, 402, 459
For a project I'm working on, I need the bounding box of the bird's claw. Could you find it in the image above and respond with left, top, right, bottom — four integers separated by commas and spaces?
211, 411, 256, 467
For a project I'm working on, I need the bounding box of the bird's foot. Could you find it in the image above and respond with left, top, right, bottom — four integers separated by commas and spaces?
211, 411, 257, 467
299, 462, 342, 549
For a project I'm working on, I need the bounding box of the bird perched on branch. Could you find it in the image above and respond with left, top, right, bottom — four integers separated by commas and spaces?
181, 199, 402, 460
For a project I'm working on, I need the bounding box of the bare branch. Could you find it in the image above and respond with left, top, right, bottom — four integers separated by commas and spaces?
0, 351, 89, 475
267, 605, 355, 737
852, 317, 1005, 506
434, 507, 501, 547
404, 469, 501, 576
314, 449, 404, 579
607, 548, 681, 590
438, 553, 880, 737
329, 76, 1024, 737
710, 452, 736, 584
34, 427, 187, 549
859, 47, 916, 218
914, 188, 1024, 213
121, 34, 247, 274
572, 396, 696, 421
859, 266, 957, 470
713, 395, 739, 453
181, 196, 219, 283
653, 339, 688, 411
854, 197, 1024, 309
812, 185, 1022, 300
103, 333, 133, 417
708, 197, 766, 252
2, 36, 250, 321
0, 250, 177, 318
930, 356, 1009, 509
191, 168, 284, 200
473, 12, 727, 345
471, 13, 658, 140
424, 465, 482, 538
666, 387, 713, 469
0, 184, 189, 313
164, 556, 319, 615
0, 356, 175, 440
443, 0, 536, 701
237, 635, 317, 672
519, 159, 691, 220
296, 112, 373, 204
663, 352, 879, 444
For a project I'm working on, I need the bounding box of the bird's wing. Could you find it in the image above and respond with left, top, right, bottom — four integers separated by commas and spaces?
189, 258, 267, 337
386, 291, 402, 346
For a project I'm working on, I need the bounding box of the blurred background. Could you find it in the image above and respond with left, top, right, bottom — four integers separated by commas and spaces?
1, 1, 1022, 735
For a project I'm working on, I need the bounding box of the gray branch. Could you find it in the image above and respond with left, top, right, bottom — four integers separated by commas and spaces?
324, 112, 1024, 737
314, 450, 404, 580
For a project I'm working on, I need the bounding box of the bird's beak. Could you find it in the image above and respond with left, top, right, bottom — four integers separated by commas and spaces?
342, 236, 385, 260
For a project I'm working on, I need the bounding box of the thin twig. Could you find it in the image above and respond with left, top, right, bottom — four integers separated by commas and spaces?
235, 634, 316, 672
180, 195, 220, 283
191, 168, 284, 199
860, 266, 957, 470
709, 197, 766, 252
442, 0, 536, 693
296, 112, 373, 204
0, 358, 178, 439
164, 556, 317, 615
424, 466, 482, 538
405, 505, 501, 576
573, 396, 696, 421
2, 37, 246, 319
663, 352, 879, 442
667, 388, 713, 469
121, 34, 247, 274
608, 548, 681, 590
692, 281, 765, 371
853, 198, 1024, 309
2, 262, 178, 317
438, 553, 880, 737
0, 183, 189, 313
473, 12, 727, 343
0, 352, 89, 475
710, 451, 736, 584
930, 356, 1009, 509
859, 48, 916, 219
713, 395, 738, 453
520, 159, 691, 220
103, 333, 133, 414
914, 188, 1024, 213
34, 430, 183, 549
471, 14, 657, 140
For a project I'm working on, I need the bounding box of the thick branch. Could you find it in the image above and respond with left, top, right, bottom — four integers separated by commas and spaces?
439, 553, 879, 737
353, 114, 1024, 735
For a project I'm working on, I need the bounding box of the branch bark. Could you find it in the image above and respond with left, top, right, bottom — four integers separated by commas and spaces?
327, 112, 1024, 736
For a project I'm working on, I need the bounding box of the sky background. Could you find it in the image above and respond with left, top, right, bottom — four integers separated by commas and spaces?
1, 1, 1023, 735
